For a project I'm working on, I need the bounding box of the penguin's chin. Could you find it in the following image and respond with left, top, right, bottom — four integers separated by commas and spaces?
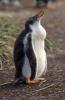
37, 17, 43, 22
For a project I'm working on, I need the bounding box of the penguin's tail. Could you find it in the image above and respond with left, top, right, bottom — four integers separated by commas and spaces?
14, 77, 26, 85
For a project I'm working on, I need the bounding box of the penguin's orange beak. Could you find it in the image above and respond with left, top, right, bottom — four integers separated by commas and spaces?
35, 11, 44, 18
34, 11, 44, 20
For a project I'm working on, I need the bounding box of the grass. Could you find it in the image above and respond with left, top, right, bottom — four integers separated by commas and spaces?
0, 16, 56, 68
0, 16, 21, 67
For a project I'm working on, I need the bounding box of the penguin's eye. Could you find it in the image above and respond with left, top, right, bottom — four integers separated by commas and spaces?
27, 17, 35, 25
29, 20, 34, 25
25, 19, 35, 29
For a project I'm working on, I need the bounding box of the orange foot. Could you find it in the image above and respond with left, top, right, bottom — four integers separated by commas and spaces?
26, 77, 46, 85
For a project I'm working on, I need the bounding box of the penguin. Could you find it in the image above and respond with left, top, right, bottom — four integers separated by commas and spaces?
14, 11, 47, 84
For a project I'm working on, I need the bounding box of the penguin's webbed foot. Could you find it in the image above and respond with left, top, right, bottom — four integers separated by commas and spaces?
36, 77, 46, 81
26, 77, 46, 85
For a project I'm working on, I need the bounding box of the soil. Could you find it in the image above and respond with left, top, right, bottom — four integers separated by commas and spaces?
0, 0, 65, 100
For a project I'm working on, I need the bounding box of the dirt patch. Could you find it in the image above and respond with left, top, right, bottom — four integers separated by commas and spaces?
0, 54, 65, 100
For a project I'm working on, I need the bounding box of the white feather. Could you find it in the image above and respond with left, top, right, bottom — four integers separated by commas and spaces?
22, 33, 31, 78
31, 21, 47, 79
22, 54, 31, 78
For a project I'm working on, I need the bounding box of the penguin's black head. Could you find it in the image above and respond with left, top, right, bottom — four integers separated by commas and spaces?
25, 11, 44, 31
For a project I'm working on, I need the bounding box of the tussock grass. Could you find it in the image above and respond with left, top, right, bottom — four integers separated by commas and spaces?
0, 16, 20, 67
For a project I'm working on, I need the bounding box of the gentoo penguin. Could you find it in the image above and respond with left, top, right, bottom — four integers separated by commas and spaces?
14, 11, 47, 84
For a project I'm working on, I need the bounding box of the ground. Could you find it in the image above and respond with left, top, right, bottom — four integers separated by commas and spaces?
0, 0, 65, 100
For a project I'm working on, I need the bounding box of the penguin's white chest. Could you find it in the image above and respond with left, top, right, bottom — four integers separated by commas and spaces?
22, 23, 47, 79
32, 38, 47, 79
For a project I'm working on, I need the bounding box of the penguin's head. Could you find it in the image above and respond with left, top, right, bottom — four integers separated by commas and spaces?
25, 11, 44, 31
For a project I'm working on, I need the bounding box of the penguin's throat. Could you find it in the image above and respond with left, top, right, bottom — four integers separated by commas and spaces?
31, 30, 46, 40
31, 24, 46, 40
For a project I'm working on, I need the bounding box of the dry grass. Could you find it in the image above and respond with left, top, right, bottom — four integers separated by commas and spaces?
0, 16, 20, 67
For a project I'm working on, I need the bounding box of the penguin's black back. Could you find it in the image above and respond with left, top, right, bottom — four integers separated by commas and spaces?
14, 29, 31, 63
14, 29, 36, 80
14, 30, 27, 79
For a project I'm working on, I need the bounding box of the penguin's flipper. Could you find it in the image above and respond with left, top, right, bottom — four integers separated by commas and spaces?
26, 34, 36, 80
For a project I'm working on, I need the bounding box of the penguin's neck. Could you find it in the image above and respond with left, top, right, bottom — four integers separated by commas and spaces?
30, 22, 46, 40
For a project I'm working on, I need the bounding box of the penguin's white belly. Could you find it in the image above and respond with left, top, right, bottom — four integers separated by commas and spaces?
22, 55, 31, 78
22, 33, 31, 79
32, 39, 47, 79
22, 37, 47, 79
